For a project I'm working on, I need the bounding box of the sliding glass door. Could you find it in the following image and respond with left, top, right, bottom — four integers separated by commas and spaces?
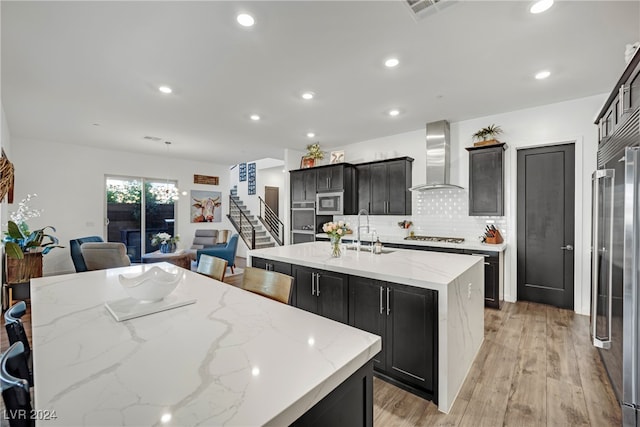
105, 176, 177, 262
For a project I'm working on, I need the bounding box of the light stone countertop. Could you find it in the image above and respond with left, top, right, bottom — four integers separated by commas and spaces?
30, 263, 381, 426
248, 242, 486, 413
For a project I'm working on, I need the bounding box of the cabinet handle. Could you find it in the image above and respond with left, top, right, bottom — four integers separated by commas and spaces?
311, 273, 316, 296
316, 273, 320, 296
379, 286, 384, 314
484, 262, 490, 266
386, 287, 391, 316
470, 253, 490, 258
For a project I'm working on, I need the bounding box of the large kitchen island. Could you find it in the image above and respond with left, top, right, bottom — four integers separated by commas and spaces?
249, 241, 485, 413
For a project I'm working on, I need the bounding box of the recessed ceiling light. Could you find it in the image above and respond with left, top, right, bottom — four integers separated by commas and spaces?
385, 58, 399, 68
301, 92, 315, 100
530, 0, 553, 14
388, 109, 400, 117
237, 13, 255, 27
307, 132, 315, 138
158, 86, 172, 94
535, 70, 551, 80
250, 114, 261, 121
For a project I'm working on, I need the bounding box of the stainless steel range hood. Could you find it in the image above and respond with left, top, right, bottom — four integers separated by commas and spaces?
409, 120, 464, 191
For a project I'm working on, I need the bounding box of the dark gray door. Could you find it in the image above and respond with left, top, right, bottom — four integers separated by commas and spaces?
517, 143, 575, 309
265, 186, 279, 216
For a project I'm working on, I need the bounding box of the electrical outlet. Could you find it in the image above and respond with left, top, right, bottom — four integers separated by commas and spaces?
468, 283, 472, 299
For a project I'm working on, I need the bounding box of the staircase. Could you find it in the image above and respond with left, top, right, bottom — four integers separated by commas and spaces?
228, 187, 276, 249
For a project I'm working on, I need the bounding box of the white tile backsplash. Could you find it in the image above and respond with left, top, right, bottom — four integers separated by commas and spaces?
334, 188, 507, 243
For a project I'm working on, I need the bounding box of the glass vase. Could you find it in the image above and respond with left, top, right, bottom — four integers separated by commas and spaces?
160, 243, 170, 253
330, 236, 341, 258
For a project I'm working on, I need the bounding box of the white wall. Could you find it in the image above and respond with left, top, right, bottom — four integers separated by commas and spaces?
10, 138, 231, 276
331, 93, 606, 315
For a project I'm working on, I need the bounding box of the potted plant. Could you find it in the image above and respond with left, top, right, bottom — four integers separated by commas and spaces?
303, 142, 324, 168
2, 194, 63, 284
472, 124, 503, 147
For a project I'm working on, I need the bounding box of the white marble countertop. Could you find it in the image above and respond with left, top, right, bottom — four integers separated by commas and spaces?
314, 233, 507, 252
250, 241, 483, 292
30, 263, 381, 426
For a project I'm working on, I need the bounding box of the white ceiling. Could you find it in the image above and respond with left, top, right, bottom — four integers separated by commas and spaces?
2, 1, 639, 165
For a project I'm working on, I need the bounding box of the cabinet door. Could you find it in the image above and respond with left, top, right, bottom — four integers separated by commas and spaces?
316, 168, 331, 192
357, 165, 371, 213
468, 146, 504, 216
386, 284, 436, 393
369, 163, 388, 214
317, 166, 344, 191
484, 258, 499, 308
251, 257, 268, 270
293, 265, 317, 314
349, 276, 386, 369
386, 160, 409, 215
291, 171, 306, 202
317, 271, 349, 324
303, 170, 317, 202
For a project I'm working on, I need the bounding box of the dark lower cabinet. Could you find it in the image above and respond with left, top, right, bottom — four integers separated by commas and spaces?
250, 257, 292, 275
349, 276, 437, 400
293, 265, 349, 324
291, 360, 373, 427
464, 250, 501, 309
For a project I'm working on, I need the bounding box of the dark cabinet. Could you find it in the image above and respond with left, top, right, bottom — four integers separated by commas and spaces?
349, 276, 437, 397
464, 250, 501, 309
293, 265, 349, 324
291, 169, 316, 203
357, 164, 371, 213
363, 158, 413, 215
316, 165, 344, 192
250, 257, 292, 276
466, 143, 505, 216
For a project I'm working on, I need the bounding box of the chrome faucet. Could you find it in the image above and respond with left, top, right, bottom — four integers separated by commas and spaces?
356, 209, 370, 251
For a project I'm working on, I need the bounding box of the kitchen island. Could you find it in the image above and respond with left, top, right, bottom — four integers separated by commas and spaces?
248, 241, 485, 413
30, 263, 381, 426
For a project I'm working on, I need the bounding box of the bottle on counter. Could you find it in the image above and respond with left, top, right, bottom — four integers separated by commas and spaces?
374, 237, 383, 254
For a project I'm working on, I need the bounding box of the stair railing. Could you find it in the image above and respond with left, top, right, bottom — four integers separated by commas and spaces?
227, 195, 256, 250
258, 197, 284, 246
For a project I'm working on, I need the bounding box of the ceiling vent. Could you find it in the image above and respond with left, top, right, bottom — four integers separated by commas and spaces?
404, 0, 457, 20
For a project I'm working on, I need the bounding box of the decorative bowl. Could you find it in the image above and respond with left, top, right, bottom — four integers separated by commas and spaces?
118, 266, 184, 303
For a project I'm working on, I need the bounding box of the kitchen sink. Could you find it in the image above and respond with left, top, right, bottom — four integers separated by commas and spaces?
345, 245, 395, 254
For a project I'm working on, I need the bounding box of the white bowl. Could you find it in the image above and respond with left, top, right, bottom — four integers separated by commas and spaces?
118, 266, 184, 303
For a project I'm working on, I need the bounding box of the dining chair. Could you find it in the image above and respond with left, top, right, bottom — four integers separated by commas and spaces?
196, 254, 228, 282
241, 267, 294, 304
4, 301, 32, 387
1, 342, 34, 427
80, 242, 132, 271
69, 235, 104, 272
196, 234, 239, 273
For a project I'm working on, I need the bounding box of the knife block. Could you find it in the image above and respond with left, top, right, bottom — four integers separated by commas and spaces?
485, 229, 503, 244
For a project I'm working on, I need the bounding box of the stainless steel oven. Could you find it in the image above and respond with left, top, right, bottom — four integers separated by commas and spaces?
316, 192, 344, 215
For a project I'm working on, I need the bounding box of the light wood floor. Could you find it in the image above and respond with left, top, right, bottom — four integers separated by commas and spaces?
2, 258, 621, 426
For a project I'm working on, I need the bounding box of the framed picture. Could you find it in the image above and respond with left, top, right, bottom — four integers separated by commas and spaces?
191, 190, 222, 223
248, 162, 256, 195
239, 163, 247, 181
300, 156, 315, 168
330, 151, 344, 164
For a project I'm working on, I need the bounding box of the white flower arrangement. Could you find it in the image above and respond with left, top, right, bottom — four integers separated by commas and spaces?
151, 232, 179, 247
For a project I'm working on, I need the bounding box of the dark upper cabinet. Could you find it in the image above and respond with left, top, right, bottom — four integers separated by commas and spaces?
316, 165, 344, 192
293, 265, 349, 324
291, 169, 316, 203
361, 157, 413, 215
596, 47, 640, 142
349, 276, 437, 396
466, 143, 505, 216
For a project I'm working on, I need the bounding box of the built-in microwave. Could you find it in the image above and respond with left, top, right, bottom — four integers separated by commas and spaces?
316, 192, 344, 215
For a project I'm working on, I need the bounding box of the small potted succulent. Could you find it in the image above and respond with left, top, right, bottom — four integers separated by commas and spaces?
472, 124, 503, 147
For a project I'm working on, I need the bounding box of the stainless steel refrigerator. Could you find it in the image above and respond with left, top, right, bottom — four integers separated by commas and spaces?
592, 108, 640, 426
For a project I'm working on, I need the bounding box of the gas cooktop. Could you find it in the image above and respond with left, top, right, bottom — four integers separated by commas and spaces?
404, 235, 465, 244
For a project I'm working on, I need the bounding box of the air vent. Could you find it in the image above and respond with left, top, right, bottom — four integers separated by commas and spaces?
404, 0, 456, 20
143, 136, 163, 141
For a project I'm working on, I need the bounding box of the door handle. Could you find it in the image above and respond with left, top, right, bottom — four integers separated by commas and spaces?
386, 287, 391, 316
379, 286, 384, 314
315, 273, 320, 296
561, 245, 574, 251
311, 273, 316, 296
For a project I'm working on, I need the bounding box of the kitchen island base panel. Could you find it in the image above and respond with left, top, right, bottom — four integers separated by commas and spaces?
290, 360, 373, 427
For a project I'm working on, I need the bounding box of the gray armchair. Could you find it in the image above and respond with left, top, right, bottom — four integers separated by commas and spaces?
80, 242, 132, 271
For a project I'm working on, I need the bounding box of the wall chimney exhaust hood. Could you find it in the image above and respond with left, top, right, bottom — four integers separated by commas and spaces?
409, 120, 464, 191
